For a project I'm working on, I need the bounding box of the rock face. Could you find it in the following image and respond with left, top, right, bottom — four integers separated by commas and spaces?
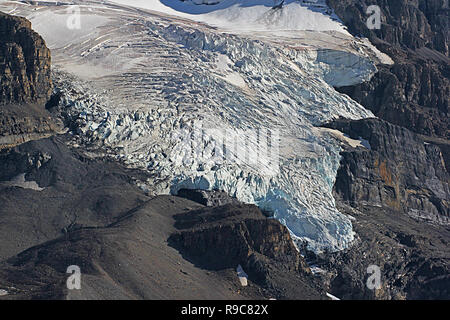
169, 204, 324, 299
327, 0, 448, 54
315, 118, 450, 300
0, 11, 51, 105
0, 12, 60, 148
327, 0, 449, 140
337, 54, 449, 139
313, 204, 450, 300
320, 2, 450, 299
325, 118, 449, 225
0, 104, 61, 147
177, 188, 241, 207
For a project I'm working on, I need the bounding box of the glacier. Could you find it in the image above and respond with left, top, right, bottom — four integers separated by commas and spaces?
0, 0, 386, 252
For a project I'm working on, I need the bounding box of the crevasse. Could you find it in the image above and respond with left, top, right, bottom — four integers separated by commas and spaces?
10, 0, 383, 253
52, 16, 376, 253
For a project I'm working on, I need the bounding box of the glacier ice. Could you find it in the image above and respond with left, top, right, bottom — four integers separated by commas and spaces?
5, 1, 380, 253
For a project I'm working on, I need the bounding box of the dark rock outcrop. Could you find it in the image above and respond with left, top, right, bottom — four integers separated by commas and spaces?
0, 11, 51, 105
0, 11, 51, 104
327, 0, 448, 54
327, 0, 449, 140
316, 118, 450, 300
312, 204, 450, 300
177, 188, 241, 207
320, 2, 450, 299
169, 204, 324, 299
336, 56, 449, 139
0, 103, 62, 147
325, 118, 449, 225
0, 12, 60, 148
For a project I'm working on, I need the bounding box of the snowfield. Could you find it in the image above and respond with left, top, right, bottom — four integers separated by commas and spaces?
109, 0, 352, 34
0, 0, 387, 252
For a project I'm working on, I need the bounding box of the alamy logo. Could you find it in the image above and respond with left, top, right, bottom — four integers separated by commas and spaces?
66, 265, 81, 290
366, 265, 382, 290
366, 5, 381, 30
66, 6, 81, 30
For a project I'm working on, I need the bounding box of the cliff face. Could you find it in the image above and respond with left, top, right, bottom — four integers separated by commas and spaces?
169, 203, 324, 299
337, 53, 449, 139
327, 0, 449, 140
317, 118, 450, 299
314, 203, 450, 300
0, 12, 59, 147
327, 0, 448, 54
319, 1, 450, 299
326, 118, 449, 225
0, 11, 52, 105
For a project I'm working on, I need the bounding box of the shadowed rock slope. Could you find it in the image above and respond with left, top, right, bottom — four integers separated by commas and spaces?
0, 136, 152, 261
327, 0, 449, 145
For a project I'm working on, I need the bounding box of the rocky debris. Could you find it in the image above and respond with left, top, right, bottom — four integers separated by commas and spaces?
0, 135, 151, 260
0, 104, 62, 146
177, 188, 241, 207
327, 0, 449, 140
324, 118, 449, 225
169, 203, 325, 299
0, 145, 52, 182
311, 203, 450, 300
0, 12, 52, 105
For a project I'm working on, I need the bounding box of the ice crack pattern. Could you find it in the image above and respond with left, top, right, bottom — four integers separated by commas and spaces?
11, 0, 380, 252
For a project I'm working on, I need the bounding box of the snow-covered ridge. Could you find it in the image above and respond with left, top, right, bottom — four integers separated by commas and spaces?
111, 0, 351, 34
2, 1, 379, 252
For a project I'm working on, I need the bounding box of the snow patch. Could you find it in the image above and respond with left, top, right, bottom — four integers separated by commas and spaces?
318, 128, 371, 150
236, 265, 249, 286
326, 292, 340, 300
4, 173, 45, 191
